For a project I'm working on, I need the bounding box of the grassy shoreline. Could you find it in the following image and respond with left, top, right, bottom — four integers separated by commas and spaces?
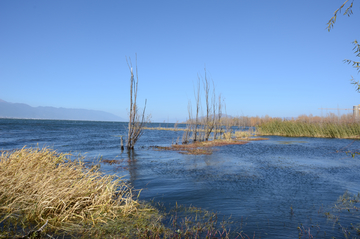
257, 120, 360, 139
0, 147, 243, 238
2, 144, 359, 237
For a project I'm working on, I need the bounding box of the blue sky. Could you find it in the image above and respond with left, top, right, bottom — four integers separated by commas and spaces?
1, 0, 359, 122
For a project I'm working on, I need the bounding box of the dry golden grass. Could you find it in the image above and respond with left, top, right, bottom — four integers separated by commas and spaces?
0, 147, 142, 233
233, 130, 255, 139
154, 139, 248, 155
193, 140, 248, 147
233, 130, 268, 141
179, 148, 213, 155
0, 148, 246, 238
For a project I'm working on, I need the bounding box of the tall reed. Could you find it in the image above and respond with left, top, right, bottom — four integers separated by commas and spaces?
258, 119, 360, 138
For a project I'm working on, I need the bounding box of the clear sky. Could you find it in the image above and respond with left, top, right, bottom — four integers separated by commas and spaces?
1, 0, 359, 122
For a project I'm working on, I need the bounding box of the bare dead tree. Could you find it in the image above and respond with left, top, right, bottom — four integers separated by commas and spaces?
202, 68, 216, 141
217, 94, 223, 139
212, 82, 218, 140
193, 77, 201, 142
182, 100, 193, 144
182, 68, 224, 143
223, 100, 232, 139
125, 55, 150, 150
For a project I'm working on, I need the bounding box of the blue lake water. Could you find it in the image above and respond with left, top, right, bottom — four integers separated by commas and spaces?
1, 119, 360, 238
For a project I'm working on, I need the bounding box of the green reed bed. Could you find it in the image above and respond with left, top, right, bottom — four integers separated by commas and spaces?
257, 120, 360, 138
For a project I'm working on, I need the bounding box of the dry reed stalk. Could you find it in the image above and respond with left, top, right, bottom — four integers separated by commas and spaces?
153, 139, 248, 155
223, 132, 232, 140
0, 147, 138, 230
233, 129, 262, 139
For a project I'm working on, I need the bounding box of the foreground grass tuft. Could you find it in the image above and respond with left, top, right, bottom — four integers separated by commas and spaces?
0, 147, 243, 238
0, 147, 164, 238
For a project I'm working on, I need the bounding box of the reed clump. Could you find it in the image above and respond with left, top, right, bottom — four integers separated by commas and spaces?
153, 139, 248, 155
231, 129, 268, 141
233, 130, 254, 139
0, 147, 163, 237
257, 119, 360, 138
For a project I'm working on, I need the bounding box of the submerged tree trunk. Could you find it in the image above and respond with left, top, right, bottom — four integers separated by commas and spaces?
127, 66, 134, 149
202, 68, 216, 141
182, 100, 193, 144
193, 77, 201, 142
125, 55, 149, 150
217, 94, 223, 139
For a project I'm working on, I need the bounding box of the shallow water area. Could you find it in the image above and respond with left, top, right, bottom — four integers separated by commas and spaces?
1, 119, 360, 238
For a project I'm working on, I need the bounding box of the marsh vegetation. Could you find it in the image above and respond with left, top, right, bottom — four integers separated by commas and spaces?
178, 113, 360, 139
0, 147, 163, 238
2, 119, 360, 238
0, 147, 245, 238
255, 114, 360, 139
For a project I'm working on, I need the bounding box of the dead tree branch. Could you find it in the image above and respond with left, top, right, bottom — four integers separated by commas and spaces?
125, 54, 150, 150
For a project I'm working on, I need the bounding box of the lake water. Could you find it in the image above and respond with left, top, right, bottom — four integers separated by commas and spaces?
1, 119, 360, 238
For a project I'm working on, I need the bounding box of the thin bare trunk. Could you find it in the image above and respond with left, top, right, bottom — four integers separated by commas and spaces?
202, 68, 215, 141
218, 94, 222, 139
182, 100, 193, 144
223, 101, 232, 139
194, 77, 201, 142
127, 63, 134, 149
125, 54, 149, 150
212, 82, 217, 140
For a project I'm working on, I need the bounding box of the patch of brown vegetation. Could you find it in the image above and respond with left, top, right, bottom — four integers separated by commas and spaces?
237, 137, 269, 141
152, 140, 248, 155
0, 147, 139, 231
179, 148, 213, 155
102, 159, 123, 165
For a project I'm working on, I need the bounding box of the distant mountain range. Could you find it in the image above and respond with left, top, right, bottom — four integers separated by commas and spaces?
0, 99, 124, 122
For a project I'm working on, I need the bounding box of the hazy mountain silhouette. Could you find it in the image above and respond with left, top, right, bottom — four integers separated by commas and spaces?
0, 99, 124, 121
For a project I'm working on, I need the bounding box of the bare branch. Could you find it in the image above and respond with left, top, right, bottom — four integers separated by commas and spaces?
351, 76, 360, 92
125, 55, 150, 150
327, 0, 354, 31
193, 76, 201, 142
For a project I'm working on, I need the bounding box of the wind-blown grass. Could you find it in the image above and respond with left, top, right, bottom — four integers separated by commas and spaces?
0, 147, 244, 238
0, 147, 164, 237
257, 119, 360, 138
